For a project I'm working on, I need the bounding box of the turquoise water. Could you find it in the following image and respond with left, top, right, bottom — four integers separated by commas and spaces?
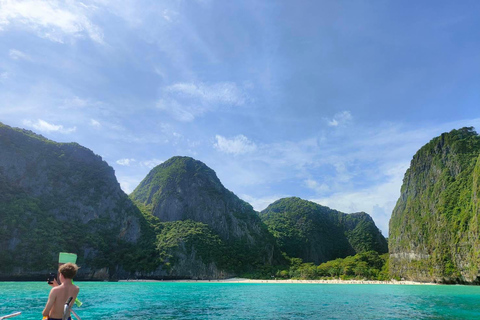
1, 282, 479, 319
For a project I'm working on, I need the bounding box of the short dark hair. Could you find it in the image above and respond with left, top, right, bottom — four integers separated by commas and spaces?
59, 263, 78, 279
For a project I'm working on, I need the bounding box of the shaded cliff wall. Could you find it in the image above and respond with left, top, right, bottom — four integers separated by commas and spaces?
0, 123, 151, 280
131, 156, 283, 275
260, 197, 388, 265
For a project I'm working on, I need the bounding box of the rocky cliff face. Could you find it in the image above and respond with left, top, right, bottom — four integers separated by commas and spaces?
260, 197, 388, 264
0, 124, 281, 280
389, 127, 480, 284
132, 220, 235, 280
0, 121, 394, 280
130, 156, 282, 276
0, 123, 149, 280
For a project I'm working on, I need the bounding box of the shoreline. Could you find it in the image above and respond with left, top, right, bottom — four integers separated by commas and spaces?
119, 278, 437, 285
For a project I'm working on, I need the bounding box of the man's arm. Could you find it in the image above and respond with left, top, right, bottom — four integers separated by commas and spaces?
42, 288, 56, 317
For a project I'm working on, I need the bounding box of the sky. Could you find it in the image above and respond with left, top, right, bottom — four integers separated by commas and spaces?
1, 0, 480, 235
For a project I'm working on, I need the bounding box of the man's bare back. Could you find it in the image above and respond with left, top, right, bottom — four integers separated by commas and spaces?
43, 263, 80, 320
43, 282, 79, 319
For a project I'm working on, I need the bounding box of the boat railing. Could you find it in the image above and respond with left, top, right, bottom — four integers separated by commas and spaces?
0, 312, 21, 320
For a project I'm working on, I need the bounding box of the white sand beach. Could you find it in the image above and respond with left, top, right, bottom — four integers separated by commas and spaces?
120, 278, 437, 285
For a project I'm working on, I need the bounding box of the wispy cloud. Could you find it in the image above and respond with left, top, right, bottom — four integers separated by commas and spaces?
214, 134, 257, 155
212, 117, 480, 235
59, 96, 106, 111
140, 158, 164, 169
22, 119, 76, 134
304, 179, 330, 194
327, 110, 352, 127
0, 0, 104, 43
63, 96, 89, 108
116, 158, 136, 166
117, 175, 143, 195
157, 82, 249, 121
157, 99, 195, 122
9, 49, 31, 61
90, 119, 101, 127
162, 9, 178, 22
167, 82, 246, 105
312, 162, 409, 235
115, 158, 163, 168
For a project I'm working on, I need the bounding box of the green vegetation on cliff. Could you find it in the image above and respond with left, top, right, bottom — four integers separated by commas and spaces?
1, 122, 390, 280
130, 156, 283, 277
389, 127, 480, 283
0, 123, 154, 279
260, 197, 387, 265
155, 220, 224, 267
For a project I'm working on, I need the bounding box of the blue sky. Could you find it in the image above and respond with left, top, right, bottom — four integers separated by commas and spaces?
1, 0, 480, 235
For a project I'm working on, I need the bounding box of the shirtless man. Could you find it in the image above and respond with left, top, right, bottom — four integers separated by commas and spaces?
42, 263, 80, 320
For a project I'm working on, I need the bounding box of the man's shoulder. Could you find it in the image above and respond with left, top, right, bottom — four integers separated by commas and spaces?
50, 285, 62, 294
67, 283, 80, 293
52, 285, 65, 291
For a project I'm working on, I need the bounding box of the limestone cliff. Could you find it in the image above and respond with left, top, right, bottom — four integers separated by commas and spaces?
389, 127, 480, 283
0, 122, 148, 280
0, 123, 279, 280
132, 219, 234, 279
130, 156, 282, 275
260, 197, 388, 264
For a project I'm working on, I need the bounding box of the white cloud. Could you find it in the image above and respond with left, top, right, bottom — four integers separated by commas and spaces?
304, 179, 330, 194
22, 119, 76, 133
117, 175, 143, 194
9, 49, 31, 60
116, 158, 136, 166
162, 9, 178, 22
115, 158, 163, 169
0, 0, 104, 44
327, 110, 352, 127
0, 71, 8, 80
332, 160, 353, 183
90, 119, 101, 127
211, 119, 480, 236
157, 98, 195, 122
166, 82, 246, 105
312, 162, 409, 236
157, 82, 249, 122
258, 138, 318, 170
328, 119, 338, 126
140, 158, 164, 169
214, 134, 257, 155
64, 96, 88, 108
60, 96, 105, 111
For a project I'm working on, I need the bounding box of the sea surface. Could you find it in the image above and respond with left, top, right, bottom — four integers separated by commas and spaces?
1, 281, 479, 319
